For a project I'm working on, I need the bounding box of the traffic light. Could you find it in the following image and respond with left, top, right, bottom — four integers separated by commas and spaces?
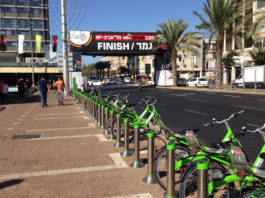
0, 34, 7, 51
52, 35, 58, 52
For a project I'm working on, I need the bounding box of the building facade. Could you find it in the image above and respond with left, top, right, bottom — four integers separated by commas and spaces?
223, 0, 265, 84
0, 0, 60, 84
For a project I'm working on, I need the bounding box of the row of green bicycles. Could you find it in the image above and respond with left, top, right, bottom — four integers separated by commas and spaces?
73, 85, 265, 198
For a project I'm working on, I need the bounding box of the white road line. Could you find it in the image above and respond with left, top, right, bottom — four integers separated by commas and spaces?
247, 123, 262, 128
0, 153, 128, 181
26, 126, 93, 133
36, 113, 84, 116
21, 115, 26, 117
13, 122, 19, 125
83, 116, 89, 120
17, 119, 23, 121
95, 134, 115, 142
258, 99, 265, 102
223, 94, 242, 99
24, 134, 97, 141
25, 112, 29, 114
185, 109, 208, 116
233, 105, 265, 112
172, 93, 187, 97
188, 99, 208, 103
79, 111, 84, 113
204, 92, 216, 95
33, 116, 84, 120
7, 128, 14, 131
110, 193, 153, 198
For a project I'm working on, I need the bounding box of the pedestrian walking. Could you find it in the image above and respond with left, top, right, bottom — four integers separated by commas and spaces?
25, 78, 32, 98
2, 82, 8, 103
54, 77, 65, 105
38, 76, 49, 108
17, 79, 25, 99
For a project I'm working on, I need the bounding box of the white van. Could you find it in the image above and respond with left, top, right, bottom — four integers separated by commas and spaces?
235, 74, 244, 87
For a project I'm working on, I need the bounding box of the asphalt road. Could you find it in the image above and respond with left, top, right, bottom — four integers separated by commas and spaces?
118, 86, 265, 163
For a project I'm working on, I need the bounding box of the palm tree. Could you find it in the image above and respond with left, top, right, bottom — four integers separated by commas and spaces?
193, 0, 242, 89
155, 18, 200, 86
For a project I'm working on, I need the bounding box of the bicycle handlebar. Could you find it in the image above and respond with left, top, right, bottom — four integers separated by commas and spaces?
245, 123, 265, 135
203, 110, 245, 127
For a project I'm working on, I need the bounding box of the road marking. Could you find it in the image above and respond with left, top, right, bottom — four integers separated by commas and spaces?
83, 116, 89, 119
17, 119, 23, 121
7, 128, 14, 131
33, 116, 84, 120
21, 115, 26, 117
247, 123, 262, 128
95, 134, 115, 142
223, 94, 242, 99
26, 126, 94, 133
13, 122, 19, 125
188, 99, 208, 103
79, 111, 84, 113
204, 92, 216, 95
172, 93, 187, 97
25, 112, 29, 114
36, 113, 84, 116
233, 105, 265, 112
110, 193, 153, 198
258, 99, 265, 102
185, 109, 208, 116
0, 153, 128, 181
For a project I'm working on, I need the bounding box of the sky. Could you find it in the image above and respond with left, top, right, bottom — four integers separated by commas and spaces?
50, 0, 207, 65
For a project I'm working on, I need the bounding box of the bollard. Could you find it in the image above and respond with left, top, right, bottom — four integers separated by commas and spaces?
101, 105, 105, 129
130, 124, 144, 168
108, 110, 116, 140
103, 107, 109, 135
73, 77, 76, 98
89, 99, 92, 118
97, 103, 101, 126
93, 101, 97, 121
197, 157, 209, 198
164, 140, 176, 198
120, 118, 132, 157
91, 100, 94, 119
143, 130, 157, 184
114, 114, 123, 147
252, 188, 265, 198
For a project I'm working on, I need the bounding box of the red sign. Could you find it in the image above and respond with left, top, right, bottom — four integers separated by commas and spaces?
94, 34, 155, 41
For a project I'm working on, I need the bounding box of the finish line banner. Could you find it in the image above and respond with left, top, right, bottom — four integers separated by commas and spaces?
69, 31, 156, 55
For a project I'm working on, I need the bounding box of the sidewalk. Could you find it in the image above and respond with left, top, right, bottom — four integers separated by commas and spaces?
0, 92, 164, 198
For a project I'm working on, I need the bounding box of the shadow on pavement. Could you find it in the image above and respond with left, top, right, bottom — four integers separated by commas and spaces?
0, 93, 40, 105
0, 107, 6, 112
0, 179, 24, 190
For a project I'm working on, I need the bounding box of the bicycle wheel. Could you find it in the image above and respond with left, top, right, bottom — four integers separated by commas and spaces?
179, 162, 233, 198
154, 144, 191, 191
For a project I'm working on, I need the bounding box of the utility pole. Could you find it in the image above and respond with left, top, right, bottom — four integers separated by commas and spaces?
29, 10, 35, 85
61, 0, 69, 96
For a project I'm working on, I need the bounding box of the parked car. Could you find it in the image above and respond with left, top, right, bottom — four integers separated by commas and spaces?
235, 74, 244, 87
88, 79, 104, 86
186, 77, 209, 87
124, 77, 131, 83
177, 78, 187, 86
105, 79, 117, 85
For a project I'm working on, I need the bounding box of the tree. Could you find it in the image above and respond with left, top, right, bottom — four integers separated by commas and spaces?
222, 51, 238, 69
250, 48, 265, 65
193, 0, 242, 88
154, 18, 200, 86
82, 63, 95, 77
103, 61, 111, 79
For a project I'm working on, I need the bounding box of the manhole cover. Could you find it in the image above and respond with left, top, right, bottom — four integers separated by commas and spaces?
12, 134, 41, 140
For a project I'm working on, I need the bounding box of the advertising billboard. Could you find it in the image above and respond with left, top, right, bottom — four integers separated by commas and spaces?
70, 31, 156, 55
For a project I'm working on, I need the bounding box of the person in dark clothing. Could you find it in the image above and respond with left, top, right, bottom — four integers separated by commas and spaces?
17, 79, 25, 99
38, 77, 50, 108
25, 78, 32, 98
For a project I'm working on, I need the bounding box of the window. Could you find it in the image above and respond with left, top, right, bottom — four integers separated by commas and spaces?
1, 7, 15, 13
17, 19, 30, 29
17, 30, 30, 36
32, 20, 44, 29
1, 19, 16, 28
31, 0, 43, 6
31, 8, 43, 15
23, 41, 30, 47
7, 41, 17, 47
257, 1, 265, 9
16, 8, 29, 13
1, 0, 15, 5
33, 31, 44, 36
0, 29, 16, 35
16, 0, 29, 6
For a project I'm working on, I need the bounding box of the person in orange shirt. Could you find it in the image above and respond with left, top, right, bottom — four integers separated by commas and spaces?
54, 77, 65, 105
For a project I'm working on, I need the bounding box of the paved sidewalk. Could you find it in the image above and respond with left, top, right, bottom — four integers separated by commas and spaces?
0, 92, 164, 198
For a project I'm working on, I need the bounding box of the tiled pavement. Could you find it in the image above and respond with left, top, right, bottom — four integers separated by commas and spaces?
0, 92, 165, 198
